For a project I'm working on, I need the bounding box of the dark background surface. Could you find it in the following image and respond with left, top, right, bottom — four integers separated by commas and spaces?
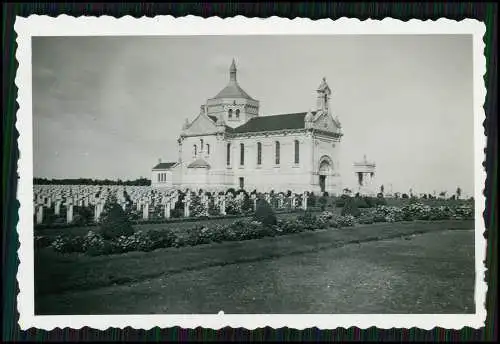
3, 2, 497, 342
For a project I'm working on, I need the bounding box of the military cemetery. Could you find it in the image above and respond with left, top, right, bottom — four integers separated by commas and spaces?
30, 33, 478, 317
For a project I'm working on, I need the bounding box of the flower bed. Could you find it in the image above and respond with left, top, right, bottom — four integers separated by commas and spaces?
47, 211, 357, 256
43, 202, 474, 257
363, 202, 474, 223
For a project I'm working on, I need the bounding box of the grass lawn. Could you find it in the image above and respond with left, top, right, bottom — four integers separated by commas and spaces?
35, 220, 474, 314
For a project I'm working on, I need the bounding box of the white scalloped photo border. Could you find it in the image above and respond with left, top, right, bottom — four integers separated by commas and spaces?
14, 15, 487, 331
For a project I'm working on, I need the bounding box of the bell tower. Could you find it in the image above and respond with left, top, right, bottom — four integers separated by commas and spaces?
205, 59, 260, 128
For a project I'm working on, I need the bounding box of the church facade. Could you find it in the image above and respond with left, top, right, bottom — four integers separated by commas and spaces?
151, 60, 344, 195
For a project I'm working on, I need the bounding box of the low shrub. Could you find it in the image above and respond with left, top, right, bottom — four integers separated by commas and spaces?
318, 211, 335, 221
199, 224, 229, 243
34, 235, 52, 249
241, 195, 254, 213
189, 194, 209, 217
253, 198, 277, 227
337, 215, 356, 227
335, 194, 350, 208
51, 235, 85, 254
71, 214, 87, 226
185, 225, 211, 246
373, 213, 387, 223
328, 217, 341, 228
297, 211, 318, 230
240, 221, 276, 240
355, 197, 369, 208
307, 193, 317, 207
452, 204, 474, 220
225, 196, 242, 215
318, 196, 328, 211
82, 230, 115, 256
147, 229, 178, 249
428, 206, 452, 221
341, 197, 361, 217
371, 206, 405, 223
170, 207, 184, 218
277, 219, 306, 234
358, 214, 375, 224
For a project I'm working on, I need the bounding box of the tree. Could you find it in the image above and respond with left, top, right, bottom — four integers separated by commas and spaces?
98, 195, 134, 239
456, 187, 462, 200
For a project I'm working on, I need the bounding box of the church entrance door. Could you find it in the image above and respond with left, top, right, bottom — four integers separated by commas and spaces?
318, 156, 333, 194
319, 175, 326, 193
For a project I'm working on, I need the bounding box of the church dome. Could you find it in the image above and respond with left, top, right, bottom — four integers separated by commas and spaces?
212, 59, 255, 100
214, 83, 254, 99
187, 158, 211, 169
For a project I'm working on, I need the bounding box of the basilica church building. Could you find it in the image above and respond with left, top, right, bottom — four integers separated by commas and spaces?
152, 60, 344, 195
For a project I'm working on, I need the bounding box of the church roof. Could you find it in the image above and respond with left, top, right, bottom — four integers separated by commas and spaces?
232, 111, 317, 133
187, 158, 211, 169
213, 82, 255, 100
152, 162, 177, 170
207, 115, 235, 132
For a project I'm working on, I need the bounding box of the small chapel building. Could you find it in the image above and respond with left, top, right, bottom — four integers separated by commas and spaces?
151, 59, 344, 195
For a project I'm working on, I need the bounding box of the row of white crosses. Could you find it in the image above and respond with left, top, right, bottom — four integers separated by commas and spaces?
33, 184, 161, 224
33, 184, 311, 224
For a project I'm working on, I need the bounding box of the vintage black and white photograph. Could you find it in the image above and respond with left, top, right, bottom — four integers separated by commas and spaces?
15, 16, 486, 330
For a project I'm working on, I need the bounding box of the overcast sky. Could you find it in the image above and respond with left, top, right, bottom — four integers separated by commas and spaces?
32, 35, 474, 196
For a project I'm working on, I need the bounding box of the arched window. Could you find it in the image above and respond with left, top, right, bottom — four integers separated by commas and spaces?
226, 143, 231, 166
206, 143, 210, 155
200, 139, 204, 152
294, 140, 300, 164
275, 141, 280, 165
257, 142, 262, 165
228, 109, 233, 119
193, 145, 197, 156
240, 143, 245, 166
235, 109, 240, 119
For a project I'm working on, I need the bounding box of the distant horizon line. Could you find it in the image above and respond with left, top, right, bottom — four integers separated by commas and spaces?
33, 177, 471, 197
